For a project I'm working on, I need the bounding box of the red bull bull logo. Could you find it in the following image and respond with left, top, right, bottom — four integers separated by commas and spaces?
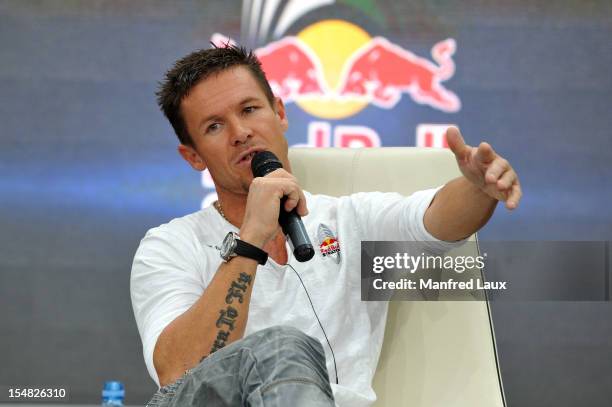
255, 37, 328, 102
213, 20, 460, 117
210, 19, 458, 152
213, 20, 461, 119
337, 37, 460, 112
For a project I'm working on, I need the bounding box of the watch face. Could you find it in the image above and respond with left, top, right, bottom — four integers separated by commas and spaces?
220, 232, 236, 260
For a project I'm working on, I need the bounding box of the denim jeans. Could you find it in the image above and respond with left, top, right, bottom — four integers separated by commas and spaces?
146, 325, 336, 407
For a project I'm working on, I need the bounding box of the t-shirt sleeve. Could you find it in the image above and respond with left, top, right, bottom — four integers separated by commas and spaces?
130, 226, 206, 387
348, 187, 467, 254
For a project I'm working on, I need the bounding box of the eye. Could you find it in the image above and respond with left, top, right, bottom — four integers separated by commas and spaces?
206, 122, 221, 133
243, 105, 258, 114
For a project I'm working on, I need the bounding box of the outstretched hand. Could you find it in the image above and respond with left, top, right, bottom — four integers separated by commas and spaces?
446, 127, 522, 210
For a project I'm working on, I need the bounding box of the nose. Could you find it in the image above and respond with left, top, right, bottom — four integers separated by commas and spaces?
228, 118, 252, 146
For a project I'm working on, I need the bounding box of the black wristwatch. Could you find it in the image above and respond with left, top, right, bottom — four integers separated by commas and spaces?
220, 232, 268, 265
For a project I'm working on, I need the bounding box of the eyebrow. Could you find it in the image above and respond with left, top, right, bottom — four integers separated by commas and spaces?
197, 97, 264, 131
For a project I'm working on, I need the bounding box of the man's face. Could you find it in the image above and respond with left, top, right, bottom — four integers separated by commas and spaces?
178, 66, 289, 196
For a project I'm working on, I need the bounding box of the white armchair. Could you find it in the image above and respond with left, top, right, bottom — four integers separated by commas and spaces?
289, 147, 506, 407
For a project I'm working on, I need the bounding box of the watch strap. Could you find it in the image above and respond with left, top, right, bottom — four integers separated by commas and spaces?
235, 238, 268, 265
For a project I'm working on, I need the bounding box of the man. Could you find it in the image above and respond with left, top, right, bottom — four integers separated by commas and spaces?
131, 45, 521, 407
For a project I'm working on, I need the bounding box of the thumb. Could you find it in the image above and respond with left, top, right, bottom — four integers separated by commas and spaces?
446, 126, 470, 161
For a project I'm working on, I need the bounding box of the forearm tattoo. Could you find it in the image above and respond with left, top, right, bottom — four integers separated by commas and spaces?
208, 272, 253, 355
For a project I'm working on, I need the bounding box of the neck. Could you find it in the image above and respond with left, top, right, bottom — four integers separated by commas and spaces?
215, 191, 248, 229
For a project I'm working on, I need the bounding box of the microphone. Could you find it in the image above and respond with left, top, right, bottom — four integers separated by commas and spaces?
251, 151, 315, 262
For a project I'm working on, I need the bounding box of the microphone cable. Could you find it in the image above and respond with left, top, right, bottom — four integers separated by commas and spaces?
205, 241, 339, 384
286, 263, 339, 385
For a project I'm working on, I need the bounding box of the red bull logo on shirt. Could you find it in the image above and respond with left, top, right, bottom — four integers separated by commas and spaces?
320, 237, 340, 256
317, 223, 340, 263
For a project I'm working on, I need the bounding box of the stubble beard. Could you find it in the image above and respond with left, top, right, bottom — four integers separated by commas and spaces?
240, 177, 252, 194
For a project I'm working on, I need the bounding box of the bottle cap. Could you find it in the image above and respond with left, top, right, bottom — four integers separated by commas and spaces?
102, 380, 125, 399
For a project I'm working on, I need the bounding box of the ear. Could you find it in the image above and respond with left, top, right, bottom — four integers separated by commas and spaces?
274, 97, 288, 132
178, 144, 207, 171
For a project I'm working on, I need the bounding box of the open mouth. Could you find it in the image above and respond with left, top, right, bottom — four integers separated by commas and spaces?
238, 151, 257, 164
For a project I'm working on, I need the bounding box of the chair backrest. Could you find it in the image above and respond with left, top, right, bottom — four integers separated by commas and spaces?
289, 147, 506, 407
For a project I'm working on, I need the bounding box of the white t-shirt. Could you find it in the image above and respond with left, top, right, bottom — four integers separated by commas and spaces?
130, 188, 463, 407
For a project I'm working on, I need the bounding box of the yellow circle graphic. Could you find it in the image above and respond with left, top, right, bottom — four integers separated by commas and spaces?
296, 20, 371, 119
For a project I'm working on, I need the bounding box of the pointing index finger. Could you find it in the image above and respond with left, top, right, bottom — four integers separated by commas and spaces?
445, 126, 471, 161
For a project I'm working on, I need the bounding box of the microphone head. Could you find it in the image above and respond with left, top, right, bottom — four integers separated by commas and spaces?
251, 150, 283, 177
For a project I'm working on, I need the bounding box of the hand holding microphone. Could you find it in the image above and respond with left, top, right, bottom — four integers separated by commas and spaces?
239, 151, 314, 262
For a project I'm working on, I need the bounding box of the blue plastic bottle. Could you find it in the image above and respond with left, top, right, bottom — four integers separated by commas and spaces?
101, 381, 124, 406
